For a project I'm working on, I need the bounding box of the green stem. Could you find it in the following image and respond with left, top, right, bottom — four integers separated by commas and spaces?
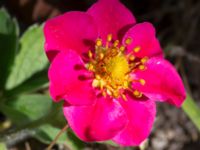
182, 94, 200, 131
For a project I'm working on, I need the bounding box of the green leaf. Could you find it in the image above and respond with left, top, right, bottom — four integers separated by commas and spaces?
0, 142, 7, 150
66, 129, 85, 150
101, 140, 118, 147
182, 94, 200, 131
34, 125, 85, 150
34, 124, 67, 144
6, 24, 48, 90
0, 8, 19, 90
5, 69, 48, 97
0, 94, 52, 125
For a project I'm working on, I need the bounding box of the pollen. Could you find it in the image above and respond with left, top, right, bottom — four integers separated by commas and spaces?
88, 50, 93, 58
133, 90, 142, 98
139, 65, 145, 70
119, 46, 125, 51
107, 34, 112, 42
133, 46, 141, 53
139, 79, 146, 85
125, 37, 132, 45
87, 34, 148, 99
96, 38, 102, 47
141, 57, 148, 64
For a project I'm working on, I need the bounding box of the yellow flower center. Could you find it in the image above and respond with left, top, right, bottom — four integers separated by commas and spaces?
87, 34, 147, 100
106, 55, 129, 82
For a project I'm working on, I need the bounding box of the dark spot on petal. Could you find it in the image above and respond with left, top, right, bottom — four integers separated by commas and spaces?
118, 24, 135, 41
74, 64, 85, 70
78, 75, 88, 81
125, 90, 149, 101
46, 50, 60, 62
84, 126, 97, 141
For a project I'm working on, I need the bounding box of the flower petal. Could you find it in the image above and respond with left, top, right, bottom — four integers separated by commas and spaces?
132, 57, 186, 107
63, 97, 128, 141
123, 22, 163, 58
48, 50, 96, 106
113, 95, 156, 146
87, 0, 136, 41
44, 11, 98, 61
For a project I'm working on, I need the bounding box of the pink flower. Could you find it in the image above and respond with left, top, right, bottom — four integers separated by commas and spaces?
44, 0, 186, 146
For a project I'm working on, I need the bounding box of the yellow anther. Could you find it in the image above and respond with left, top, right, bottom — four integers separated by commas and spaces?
125, 37, 132, 45
113, 91, 119, 98
107, 34, 112, 42
102, 91, 107, 97
129, 55, 135, 61
129, 63, 136, 69
99, 80, 105, 89
139, 65, 145, 70
99, 53, 104, 60
121, 94, 127, 101
133, 90, 142, 98
88, 64, 94, 71
95, 74, 101, 80
120, 46, 125, 51
88, 50, 93, 58
113, 40, 119, 47
133, 46, 141, 53
107, 89, 112, 96
92, 79, 99, 87
139, 79, 146, 85
96, 38, 102, 47
123, 81, 129, 88
141, 57, 148, 64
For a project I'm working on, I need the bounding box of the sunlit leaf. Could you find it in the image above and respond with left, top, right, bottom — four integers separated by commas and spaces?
0, 142, 7, 150
6, 24, 48, 90
182, 94, 200, 131
5, 69, 48, 97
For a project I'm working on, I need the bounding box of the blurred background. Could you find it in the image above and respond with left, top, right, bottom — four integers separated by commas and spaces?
0, 0, 200, 150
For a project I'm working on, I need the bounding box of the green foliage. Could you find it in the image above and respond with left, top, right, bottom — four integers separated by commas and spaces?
5, 69, 49, 97
1, 94, 52, 125
182, 94, 200, 131
34, 125, 85, 150
0, 143, 7, 150
6, 24, 48, 90
0, 8, 19, 90
34, 124, 68, 144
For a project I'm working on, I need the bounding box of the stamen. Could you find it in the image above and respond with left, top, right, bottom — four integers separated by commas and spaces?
119, 46, 125, 51
113, 40, 119, 47
96, 38, 102, 47
92, 79, 99, 87
139, 65, 146, 70
125, 37, 132, 45
107, 34, 112, 42
99, 53, 104, 60
87, 34, 147, 100
88, 64, 94, 71
133, 46, 141, 53
141, 57, 148, 64
139, 79, 146, 85
121, 94, 127, 101
88, 50, 93, 58
95, 74, 101, 80
129, 55, 135, 61
133, 90, 142, 98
